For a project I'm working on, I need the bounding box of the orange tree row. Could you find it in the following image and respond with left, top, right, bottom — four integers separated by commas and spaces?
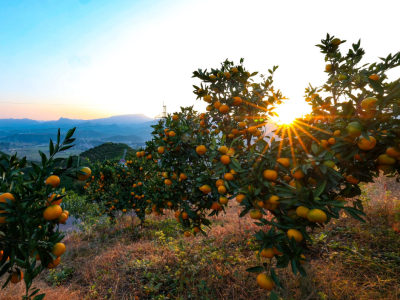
75, 34, 400, 297
84, 150, 157, 223
140, 35, 400, 296
0, 128, 92, 299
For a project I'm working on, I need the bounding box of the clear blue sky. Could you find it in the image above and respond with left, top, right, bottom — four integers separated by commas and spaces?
1, 0, 399, 120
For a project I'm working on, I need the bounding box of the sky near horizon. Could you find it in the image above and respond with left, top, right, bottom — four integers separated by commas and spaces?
1, 0, 399, 121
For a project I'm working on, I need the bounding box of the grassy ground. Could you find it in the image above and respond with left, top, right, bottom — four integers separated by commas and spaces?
1, 175, 400, 300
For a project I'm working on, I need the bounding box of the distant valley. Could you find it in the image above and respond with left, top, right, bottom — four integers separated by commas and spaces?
0, 114, 159, 161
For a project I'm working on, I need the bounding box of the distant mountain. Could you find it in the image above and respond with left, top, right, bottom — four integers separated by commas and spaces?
0, 114, 154, 131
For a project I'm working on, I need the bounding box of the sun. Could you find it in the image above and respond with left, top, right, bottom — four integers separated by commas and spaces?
272, 100, 311, 125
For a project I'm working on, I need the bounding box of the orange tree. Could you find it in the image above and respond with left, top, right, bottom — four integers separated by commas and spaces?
84, 149, 155, 224
227, 35, 400, 294
145, 60, 285, 236
143, 36, 400, 297
0, 128, 92, 299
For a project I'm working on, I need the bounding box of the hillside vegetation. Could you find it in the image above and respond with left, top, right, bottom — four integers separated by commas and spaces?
79, 142, 132, 162
1, 175, 399, 300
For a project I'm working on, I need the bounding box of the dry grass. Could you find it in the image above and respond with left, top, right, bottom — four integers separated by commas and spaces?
1, 174, 400, 300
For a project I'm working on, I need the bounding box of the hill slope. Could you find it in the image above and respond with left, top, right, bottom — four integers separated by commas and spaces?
79, 142, 133, 162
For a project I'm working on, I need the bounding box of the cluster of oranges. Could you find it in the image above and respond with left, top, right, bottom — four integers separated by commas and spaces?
135, 36, 400, 292
0, 128, 96, 296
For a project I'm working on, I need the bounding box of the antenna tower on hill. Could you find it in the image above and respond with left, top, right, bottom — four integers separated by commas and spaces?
155, 102, 167, 119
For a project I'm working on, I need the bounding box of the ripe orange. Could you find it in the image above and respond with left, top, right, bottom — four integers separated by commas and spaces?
45, 175, 60, 188
181, 212, 189, 219
221, 155, 231, 165
168, 131, 176, 137
58, 213, 68, 224
238, 121, 246, 128
219, 105, 229, 114
287, 229, 303, 242
334, 130, 341, 136
214, 101, 222, 109
231, 67, 238, 73
256, 274, 275, 291
263, 170, 278, 181
226, 147, 235, 157
386, 148, 400, 157
248, 126, 257, 134
361, 97, 378, 110
232, 97, 242, 105
236, 194, 245, 203
78, 167, 91, 181
184, 231, 191, 237
328, 137, 336, 145
346, 175, 359, 184
193, 227, 200, 233
300, 254, 307, 265
291, 168, 305, 179
164, 179, 172, 185
196, 145, 207, 155
273, 246, 282, 256
47, 194, 61, 206
296, 206, 310, 218
179, 173, 188, 180
331, 38, 341, 46
218, 185, 227, 194
215, 179, 225, 187
219, 197, 228, 204
0, 193, 15, 203
203, 95, 212, 102
172, 114, 179, 121
277, 158, 290, 168
377, 154, 396, 165
354, 153, 364, 161
307, 209, 327, 223
211, 203, 221, 210
10, 270, 24, 284
158, 146, 165, 154
200, 185, 211, 194
47, 257, 61, 269
369, 74, 379, 81
43, 205, 63, 221
269, 195, 280, 205
358, 136, 376, 150
308, 177, 317, 185
52, 243, 66, 257
325, 64, 332, 72
224, 173, 234, 181
219, 146, 228, 154
250, 210, 262, 219
260, 248, 274, 259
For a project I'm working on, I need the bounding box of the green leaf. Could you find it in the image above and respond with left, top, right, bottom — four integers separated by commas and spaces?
368, 79, 384, 95
270, 267, 283, 288
313, 181, 326, 197
270, 291, 281, 300
245, 266, 265, 273
65, 127, 76, 140
33, 294, 46, 300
